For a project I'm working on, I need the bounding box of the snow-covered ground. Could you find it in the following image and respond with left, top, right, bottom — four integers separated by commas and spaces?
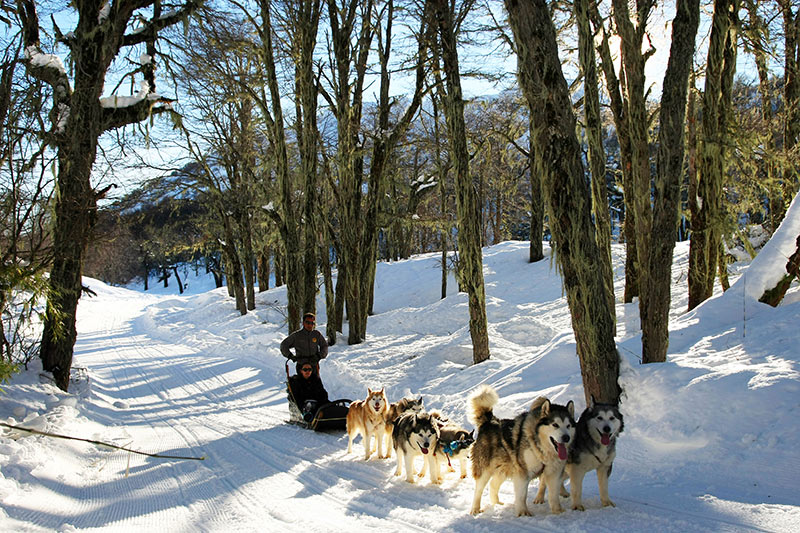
1, 234, 799, 531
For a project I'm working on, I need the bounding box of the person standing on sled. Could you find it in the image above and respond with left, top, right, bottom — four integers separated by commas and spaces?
281, 312, 328, 374
281, 313, 329, 421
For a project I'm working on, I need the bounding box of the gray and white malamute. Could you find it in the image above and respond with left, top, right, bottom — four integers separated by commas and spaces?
382, 396, 424, 458
430, 423, 474, 481
535, 396, 624, 510
392, 411, 441, 484
468, 385, 575, 516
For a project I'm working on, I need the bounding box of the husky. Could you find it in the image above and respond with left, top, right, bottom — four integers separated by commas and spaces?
534, 396, 624, 510
418, 420, 474, 481
468, 385, 575, 516
346, 388, 389, 460
392, 411, 441, 484
382, 396, 424, 458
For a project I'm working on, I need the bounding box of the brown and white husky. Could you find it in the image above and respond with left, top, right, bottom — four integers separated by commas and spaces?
346, 387, 389, 460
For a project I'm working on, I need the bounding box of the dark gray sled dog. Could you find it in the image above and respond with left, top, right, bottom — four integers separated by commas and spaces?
535, 396, 624, 510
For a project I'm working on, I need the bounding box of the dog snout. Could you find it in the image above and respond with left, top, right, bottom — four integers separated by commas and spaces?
561, 434, 570, 443
603, 425, 611, 434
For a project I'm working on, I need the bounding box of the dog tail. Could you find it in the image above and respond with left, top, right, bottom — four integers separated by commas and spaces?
468, 385, 499, 427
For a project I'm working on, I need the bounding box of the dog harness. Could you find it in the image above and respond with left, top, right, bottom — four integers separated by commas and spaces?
441, 440, 471, 468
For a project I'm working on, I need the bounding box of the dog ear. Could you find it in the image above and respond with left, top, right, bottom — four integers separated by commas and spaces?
541, 398, 551, 416
566, 400, 575, 418
367, 387, 373, 395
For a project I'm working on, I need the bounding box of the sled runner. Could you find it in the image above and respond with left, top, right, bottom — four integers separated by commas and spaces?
285, 362, 350, 431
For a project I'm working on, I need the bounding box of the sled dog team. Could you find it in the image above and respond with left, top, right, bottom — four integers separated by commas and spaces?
345, 385, 624, 517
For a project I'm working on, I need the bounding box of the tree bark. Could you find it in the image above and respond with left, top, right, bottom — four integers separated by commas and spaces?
20, 0, 201, 391
576, 0, 615, 331
644, 0, 701, 363
589, 3, 638, 303
432, 0, 490, 365
505, 0, 620, 404
688, 0, 739, 310
528, 119, 545, 263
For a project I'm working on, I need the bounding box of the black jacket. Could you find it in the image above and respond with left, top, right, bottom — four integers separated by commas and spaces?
288, 372, 329, 408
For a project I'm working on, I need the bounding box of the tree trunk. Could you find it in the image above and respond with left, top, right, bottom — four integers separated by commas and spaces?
321, 242, 337, 345
40, 129, 99, 391
432, 0, 490, 365
781, 2, 800, 217
21, 0, 201, 391
688, 0, 739, 310
505, 0, 620, 404
257, 248, 270, 292
528, 119, 545, 263
576, 0, 615, 332
643, 0, 701, 363
259, 0, 303, 332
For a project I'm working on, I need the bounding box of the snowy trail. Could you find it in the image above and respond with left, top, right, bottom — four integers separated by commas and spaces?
2, 241, 798, 532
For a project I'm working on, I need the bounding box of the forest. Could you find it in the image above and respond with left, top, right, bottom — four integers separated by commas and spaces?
1, 1, 798, 401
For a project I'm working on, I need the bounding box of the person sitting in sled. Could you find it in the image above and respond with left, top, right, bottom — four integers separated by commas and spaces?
288, 363, 330, 422
280, 312, 328, 375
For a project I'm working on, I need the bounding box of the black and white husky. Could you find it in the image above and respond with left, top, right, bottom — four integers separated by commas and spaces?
534, 396, 624, 510
468, 385, 575, 516
417, 415, 474, 481
382, 396, 424, 458
392, 411, 441, 484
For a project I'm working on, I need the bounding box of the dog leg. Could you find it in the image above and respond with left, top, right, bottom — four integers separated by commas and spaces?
512, 474, 532, 516
376, 426, 384, 459
383, 431, 393, 458
418, 455, 428, 478
598, 464, 615, 507
459, 458, 468, 479
489, 475, 504, 505
363, 430, 372, 460
542, 465, 565, 514
569, 468, 587, 511
347, 429, 355, 455
533, 476, 546, 504
394, 448, 404, 476
470, 471, 491, 515
404, 453, 417, 483
427, 453, 441, 484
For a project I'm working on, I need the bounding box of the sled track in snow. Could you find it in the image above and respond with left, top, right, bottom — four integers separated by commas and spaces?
71, 311, 440, 532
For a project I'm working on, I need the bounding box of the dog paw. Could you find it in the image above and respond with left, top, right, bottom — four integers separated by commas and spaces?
469, 507, 483, 515
460, 473, 467, 479
405, 477, 416, 484
516, 507, 532, 517
532, 496, 545, 504
601, 499, 616, 508
572, 504, 585, 512
550, 506, 564, 515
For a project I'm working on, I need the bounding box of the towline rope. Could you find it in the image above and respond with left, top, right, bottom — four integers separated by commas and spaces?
0, 422, 206, 461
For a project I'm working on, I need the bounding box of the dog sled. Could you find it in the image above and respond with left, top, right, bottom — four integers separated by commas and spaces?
285, 362, 351, 431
